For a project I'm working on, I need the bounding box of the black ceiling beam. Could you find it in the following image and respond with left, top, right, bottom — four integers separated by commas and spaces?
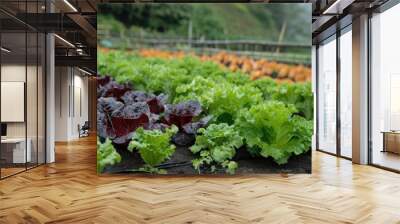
312, 0, 390, 43
86, 0, 97, 11
0, 8, 37, 31
67, 13, 97, 47
14, 13, 82, 32
55, 47, 97, 57
312, 14, 353, 44
55, 55, 96, 71
0, 18, 28, 31
79, 66, 97, 75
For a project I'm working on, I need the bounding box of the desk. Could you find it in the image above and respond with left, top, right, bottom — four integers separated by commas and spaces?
382, 131, 400, 154
1, 138, 31, 163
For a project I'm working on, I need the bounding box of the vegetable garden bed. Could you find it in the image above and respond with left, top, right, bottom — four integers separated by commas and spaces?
97, 50, 313, 175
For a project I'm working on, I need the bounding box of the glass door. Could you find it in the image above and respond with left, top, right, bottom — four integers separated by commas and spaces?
27, 30, 38, 169
0, 1, 46, 179
370, 4, 400, 171
339, 26, 352, 159
1, 31, 28, 178
317, 35, 337, 154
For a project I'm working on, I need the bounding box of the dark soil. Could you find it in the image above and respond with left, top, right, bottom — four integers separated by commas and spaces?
104, 146, 311, 175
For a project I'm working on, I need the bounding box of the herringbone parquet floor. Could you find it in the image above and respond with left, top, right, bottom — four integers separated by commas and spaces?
1, 136, 400, 224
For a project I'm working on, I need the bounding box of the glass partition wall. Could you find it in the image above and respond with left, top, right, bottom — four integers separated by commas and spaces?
0, 31, 27, 177
316, 26, 353, 159
315, 1, 400, 172
0, 4, 46, 179
317, 35, 337, 155
339, 27, 352, 159
370, 3, 400, 171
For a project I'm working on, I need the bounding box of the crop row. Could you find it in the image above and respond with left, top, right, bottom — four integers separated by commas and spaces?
138, 49, 311, 83
97, 50, 313, 174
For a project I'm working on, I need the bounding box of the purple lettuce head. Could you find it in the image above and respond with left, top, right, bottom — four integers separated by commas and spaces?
97, 97, 150, 145
164, 100, 202, 129
121, 91, 167, 114
97, 76, 132, 99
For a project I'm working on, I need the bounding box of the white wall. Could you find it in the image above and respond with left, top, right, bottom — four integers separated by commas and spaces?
1, 65, 40, 137
55, 66, 70, 141
55, 67, 89, 141
1, 65, 26, 139
1, 63, 46, 164
72, 73, 89, 138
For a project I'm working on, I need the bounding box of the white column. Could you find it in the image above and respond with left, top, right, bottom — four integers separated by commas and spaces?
46, 33, 55, 163
352, 14, 369, 164
312, 45, 317, 151
46, 0, 55, 163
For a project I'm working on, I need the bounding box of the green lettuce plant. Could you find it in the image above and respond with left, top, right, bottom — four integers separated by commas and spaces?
175, 77, 262, 124
250, 78, 313, 120
271, 82, 313, 120
97, 138, 122, 173
128, 126, 178, 173
190, 123, 243, 174
250, 77, 277, 100
235, 101, 313, 164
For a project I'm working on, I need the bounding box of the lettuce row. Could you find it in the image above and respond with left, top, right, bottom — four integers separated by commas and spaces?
98, 50, 314, 172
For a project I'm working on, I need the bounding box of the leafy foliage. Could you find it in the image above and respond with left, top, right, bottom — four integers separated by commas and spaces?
97, 74, 179, 146
190, 123, 243, 174
128, 126, 178, 173
250, 78, 313, 120
99, 52, 200, 100
98, 51, 254, 102
97, 78, 132, 99
182, 115, 213, 135
164, 100, 202, 129
271, 82, 314, 120
97, 138, 122, 173
98, 4, 191, 33
97, 96, 151, 145
121, 91, 166, 114
98, 51, 314, 172
235, 101, 313, 164
250, 77, 278, 100
175, 77, 262, 124
98, 4, 311, 43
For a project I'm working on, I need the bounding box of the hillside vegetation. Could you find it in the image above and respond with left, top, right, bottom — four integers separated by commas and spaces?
98, 3, 311, 44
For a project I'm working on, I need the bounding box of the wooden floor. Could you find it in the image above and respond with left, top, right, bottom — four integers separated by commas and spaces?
372, 150, 400, 171
1, 167, 26, 178
1, 136, 400, 224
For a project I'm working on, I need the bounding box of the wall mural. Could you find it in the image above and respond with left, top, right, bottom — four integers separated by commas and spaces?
97, 3, 313, 175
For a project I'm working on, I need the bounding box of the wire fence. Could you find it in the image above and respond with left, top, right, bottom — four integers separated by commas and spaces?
98, 29, 311, 65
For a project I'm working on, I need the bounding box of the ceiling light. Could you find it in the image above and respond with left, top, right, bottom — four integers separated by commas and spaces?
78, 67, 92, 76
76, 48, 85, 55
1, 47, 11, 53
323, 0, 342, 14
54, 34, 75, 48
323, 0, 354, 15
63, 0, 78, 12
